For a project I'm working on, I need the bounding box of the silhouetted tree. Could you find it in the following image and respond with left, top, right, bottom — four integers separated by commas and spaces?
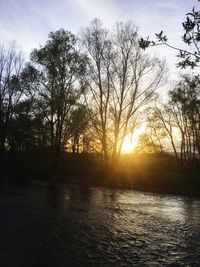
81, 19, 112, 162
169, 75, 200, 166
135, 113, 165, 154
82, 19, 166, 162
22, 29, 87, 154
69, 105, 89, 153
152, 75, 200, 168
110, 22, 165, 161
8, 99, 33, 151
0, 43, 24, 152
8, 98, 49, 151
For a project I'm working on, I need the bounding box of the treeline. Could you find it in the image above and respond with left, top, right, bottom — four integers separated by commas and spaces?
0, 19, 199, 170
136, 74, 200, 169
137, 0, 200, 169
0, 20, 165, 159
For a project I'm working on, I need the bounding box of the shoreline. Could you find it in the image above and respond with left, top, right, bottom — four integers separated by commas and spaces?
1, 175, 200, 199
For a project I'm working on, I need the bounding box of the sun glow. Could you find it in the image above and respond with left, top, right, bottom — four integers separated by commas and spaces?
121, 136, 136, 153
121, 127, 145, 153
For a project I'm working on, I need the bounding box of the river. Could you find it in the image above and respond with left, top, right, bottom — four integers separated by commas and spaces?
0, 179, 200, 266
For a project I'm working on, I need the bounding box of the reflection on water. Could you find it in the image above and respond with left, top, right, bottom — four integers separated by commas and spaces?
0, 181, 200, 266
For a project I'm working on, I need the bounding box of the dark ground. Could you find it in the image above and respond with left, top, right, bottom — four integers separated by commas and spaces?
0, 151, 200, 197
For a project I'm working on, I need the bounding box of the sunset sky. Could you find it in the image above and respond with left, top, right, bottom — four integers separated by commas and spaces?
0, 0, 196, 76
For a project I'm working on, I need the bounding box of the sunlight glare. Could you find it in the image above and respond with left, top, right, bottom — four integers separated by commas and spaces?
121, 136, 135, 153
121, 127, 145, 153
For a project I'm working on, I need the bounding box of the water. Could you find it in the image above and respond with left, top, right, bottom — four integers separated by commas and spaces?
0, 180, 200, 266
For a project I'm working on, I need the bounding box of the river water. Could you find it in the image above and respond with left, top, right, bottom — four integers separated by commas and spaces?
0, 180, 200, 266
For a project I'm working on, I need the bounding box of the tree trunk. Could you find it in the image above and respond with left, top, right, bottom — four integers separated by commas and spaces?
0, 135, 6, 153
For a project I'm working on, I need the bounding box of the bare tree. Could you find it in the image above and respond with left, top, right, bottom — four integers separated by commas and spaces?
135, 111, 166, 154
82, 19, 166, 162
151, 105, 180, 167
0, 43, 24, 152
168, 75, 200, 167
152, 75, 200, 168
109, 22, 166, 160
81, 19, 112, 162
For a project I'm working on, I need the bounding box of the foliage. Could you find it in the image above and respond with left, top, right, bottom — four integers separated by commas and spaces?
22, 29, 87, 153
0, 19, 199, 175
139, 1, 200, 68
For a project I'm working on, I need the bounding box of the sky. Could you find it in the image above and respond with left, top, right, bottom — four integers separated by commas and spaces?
0, 0, 197, 78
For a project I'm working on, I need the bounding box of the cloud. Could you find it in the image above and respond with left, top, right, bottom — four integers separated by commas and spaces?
72, 0, 121, 27
154, 1, 180, 10
0, 0, 195, 77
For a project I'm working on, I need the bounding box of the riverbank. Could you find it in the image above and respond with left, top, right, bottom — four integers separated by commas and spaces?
1, 171, 200, 199
0, 151, 200, 197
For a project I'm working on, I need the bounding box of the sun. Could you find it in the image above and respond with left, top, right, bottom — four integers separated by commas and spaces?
121, 135, 136, 153
121, 127, 146, 153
